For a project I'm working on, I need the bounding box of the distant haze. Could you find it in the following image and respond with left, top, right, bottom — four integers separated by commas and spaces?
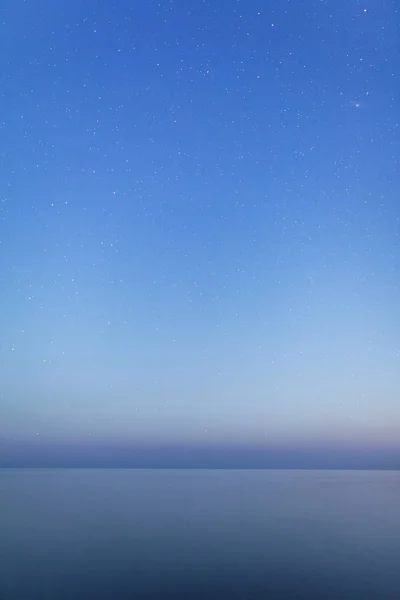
1, 437, 399, 470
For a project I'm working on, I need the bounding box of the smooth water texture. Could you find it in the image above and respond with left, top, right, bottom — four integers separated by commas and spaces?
1, 469, 400, 599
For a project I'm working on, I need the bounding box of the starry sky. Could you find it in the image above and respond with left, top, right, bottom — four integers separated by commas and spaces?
1, 0, 399, 467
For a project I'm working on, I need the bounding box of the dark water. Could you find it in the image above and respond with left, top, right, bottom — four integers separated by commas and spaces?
1, 469, 400, 599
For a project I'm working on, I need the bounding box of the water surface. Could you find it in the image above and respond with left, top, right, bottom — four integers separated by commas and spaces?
1, 469, 400, 599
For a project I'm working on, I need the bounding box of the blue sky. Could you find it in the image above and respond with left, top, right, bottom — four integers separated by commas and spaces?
1, 0, 399, 466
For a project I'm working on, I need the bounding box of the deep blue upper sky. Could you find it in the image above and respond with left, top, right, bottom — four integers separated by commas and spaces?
1, 0, 399, 464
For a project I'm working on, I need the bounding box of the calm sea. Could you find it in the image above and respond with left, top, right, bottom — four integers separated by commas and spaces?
1, 469, 400, 599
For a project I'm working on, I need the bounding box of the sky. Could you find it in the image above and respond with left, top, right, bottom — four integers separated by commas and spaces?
1, 0, 399, 467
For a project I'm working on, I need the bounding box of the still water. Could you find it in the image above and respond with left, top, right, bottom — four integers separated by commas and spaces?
1, 469, 400, 599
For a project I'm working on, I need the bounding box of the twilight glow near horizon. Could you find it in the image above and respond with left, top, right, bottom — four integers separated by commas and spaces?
1, 0, 399, 463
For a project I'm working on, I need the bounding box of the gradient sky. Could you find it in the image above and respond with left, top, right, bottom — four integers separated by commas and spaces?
1, 0, 399, 466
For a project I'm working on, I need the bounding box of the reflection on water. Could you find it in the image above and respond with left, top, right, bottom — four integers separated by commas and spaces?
1, 469, 400, 599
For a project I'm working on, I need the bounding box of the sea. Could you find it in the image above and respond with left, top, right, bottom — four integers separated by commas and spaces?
1, 468, 400, 599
